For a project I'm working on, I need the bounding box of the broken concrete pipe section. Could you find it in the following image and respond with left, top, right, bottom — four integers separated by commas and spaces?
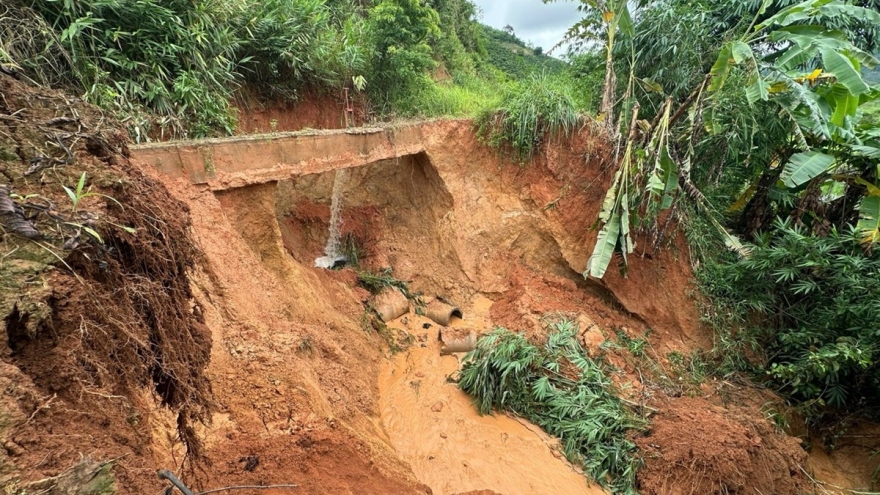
373, 291, 477, 353
375, 288, 411, 322
439, 327, 477, 356
424, 299, 462, 326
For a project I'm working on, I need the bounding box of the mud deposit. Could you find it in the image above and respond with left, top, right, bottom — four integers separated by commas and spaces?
379, 308, 607, 495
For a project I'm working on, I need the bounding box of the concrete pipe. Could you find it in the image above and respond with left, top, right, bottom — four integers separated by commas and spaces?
374, 288, 410, 322
425, 300, 462, 326
440, 327, 477, 355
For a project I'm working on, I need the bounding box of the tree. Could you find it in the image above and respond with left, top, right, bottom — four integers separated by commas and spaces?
368, 0, 441, 107
577, 0, 880, 278
561, 0, 880, 416
546, 0, 634, 131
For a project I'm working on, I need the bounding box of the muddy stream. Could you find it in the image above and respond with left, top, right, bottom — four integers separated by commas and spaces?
378, 297, 608, 495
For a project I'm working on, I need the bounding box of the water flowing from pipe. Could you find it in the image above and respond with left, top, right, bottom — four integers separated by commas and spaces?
315, 169, 349, 268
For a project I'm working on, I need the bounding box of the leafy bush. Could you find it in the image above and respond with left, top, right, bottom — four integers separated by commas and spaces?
566, 52, 605, 114
5, 0, 367, 138
427, 0, 486, 77
233, 0, 368, 99
475, 73, 581, 160
710, 219, 880, 411
458, 325, 644, 495
21, 0, 242, 138
366, 0, 440, 112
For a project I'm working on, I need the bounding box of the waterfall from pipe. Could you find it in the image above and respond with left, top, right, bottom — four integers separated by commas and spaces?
314, 169, 349, 269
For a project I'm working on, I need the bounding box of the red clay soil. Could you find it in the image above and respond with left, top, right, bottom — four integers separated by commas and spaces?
3, 73, 877, 495
233, 88, 369, 135
0, 73, 214, 493
635, 396, 810, 495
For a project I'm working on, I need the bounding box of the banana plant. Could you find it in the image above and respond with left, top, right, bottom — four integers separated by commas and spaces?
546, 0, 634, 129
585, 0, 880, 278
706, 0, 880, 247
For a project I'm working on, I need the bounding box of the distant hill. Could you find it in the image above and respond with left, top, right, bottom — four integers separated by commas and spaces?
481, 25, 568, 80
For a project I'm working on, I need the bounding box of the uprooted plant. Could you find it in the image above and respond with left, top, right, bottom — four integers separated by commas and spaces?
457, 323, 646, 495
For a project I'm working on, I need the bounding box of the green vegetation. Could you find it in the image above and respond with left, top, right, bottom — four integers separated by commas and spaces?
719, 221, 880, 410
3, 0, 369, 139
476, 73, 582, 160
367, 0, 440, 113
0, 0, 597, 137
551, 0, 880, 420
481, 25, 567, 79
356, 267, 422, 302
458, 324, 645, 495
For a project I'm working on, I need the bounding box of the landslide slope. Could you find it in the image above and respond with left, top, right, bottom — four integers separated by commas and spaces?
2, 74, 863, 495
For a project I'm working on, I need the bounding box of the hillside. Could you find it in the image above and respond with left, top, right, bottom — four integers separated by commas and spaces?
481, 25, 569, 79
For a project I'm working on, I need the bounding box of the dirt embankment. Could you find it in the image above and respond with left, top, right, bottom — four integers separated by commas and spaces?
2, 73, 877, 495
273, 121, 832, 495
0, 74, 211, 493
232, 87, 368, 135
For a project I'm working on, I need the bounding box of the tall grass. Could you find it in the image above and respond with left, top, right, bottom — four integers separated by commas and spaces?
458, 325, 645, 495
2, 0, 367, 140
475, 72, 582, 161
391, 74, 501, 118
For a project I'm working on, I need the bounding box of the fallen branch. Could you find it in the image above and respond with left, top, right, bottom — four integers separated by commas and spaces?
158, 470, 298, 495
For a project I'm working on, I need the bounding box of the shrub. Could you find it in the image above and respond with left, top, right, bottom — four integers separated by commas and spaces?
22, 0, 242, 138
475, 73, 581, 161
710, 219, 880, 412
6, 0, 369, 139
458, 325, 644, 495
233, 0, 368, 99
366, 0, 440, 112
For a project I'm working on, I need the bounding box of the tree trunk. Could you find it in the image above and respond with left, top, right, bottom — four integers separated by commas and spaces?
600, 35, 617, 133
739, 165, 784, 239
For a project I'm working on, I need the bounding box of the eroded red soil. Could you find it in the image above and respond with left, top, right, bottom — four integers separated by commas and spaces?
1, 75, 877, 495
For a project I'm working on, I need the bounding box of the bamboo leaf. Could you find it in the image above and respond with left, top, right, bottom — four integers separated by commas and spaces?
780, 151, 836, 188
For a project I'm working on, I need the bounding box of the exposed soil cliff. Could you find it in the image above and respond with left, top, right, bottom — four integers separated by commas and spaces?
2, 74, 876, 495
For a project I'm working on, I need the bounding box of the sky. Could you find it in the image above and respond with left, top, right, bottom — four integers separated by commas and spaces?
471, 0, 583, 56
